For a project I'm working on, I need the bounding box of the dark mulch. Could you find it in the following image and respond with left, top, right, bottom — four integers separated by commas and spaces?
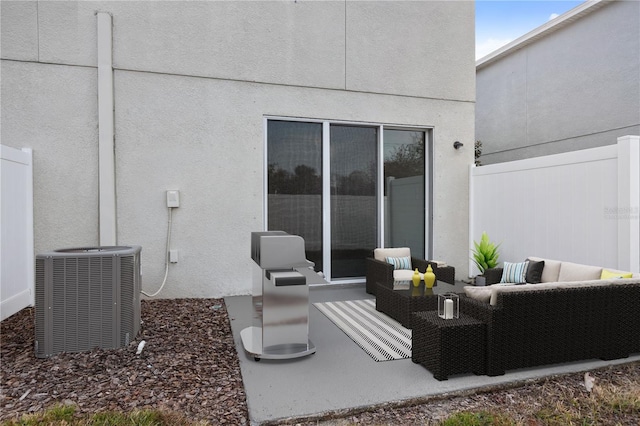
2, 299, 639, 425
0, 299, 248, 424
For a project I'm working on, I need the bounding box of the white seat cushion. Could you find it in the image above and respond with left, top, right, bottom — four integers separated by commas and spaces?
489, 279, 638, 305
464, 285, 493, 303
394, 269, 423, 281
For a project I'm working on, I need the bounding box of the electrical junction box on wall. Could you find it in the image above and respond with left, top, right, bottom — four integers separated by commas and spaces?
166, 190, 180, 208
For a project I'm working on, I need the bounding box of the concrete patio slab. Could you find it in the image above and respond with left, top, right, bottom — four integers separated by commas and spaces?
225, 283, 640, 425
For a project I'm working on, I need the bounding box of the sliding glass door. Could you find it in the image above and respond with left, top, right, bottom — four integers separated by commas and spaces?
330, 125, 378, 278
383, 129, 426, 259
267, 120, 323, 270
266, 119, 429, 283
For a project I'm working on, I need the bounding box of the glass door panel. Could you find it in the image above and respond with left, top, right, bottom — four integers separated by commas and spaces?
266, 120, 429, 283
383, 129, 425, 258
267, 120, 323, 271
330, 125, 378, 279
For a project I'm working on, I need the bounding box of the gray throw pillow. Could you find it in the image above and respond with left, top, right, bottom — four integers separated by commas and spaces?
526, 259, 545, 284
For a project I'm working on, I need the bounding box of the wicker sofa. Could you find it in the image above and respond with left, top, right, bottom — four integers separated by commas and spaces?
365, 247, 455, 295
461, 257, 640, 376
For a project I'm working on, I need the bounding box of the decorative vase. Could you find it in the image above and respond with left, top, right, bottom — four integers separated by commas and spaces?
424, 265, 436, 289
412, 268, 421, 287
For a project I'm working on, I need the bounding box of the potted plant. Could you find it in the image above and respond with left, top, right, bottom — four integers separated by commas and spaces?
471, 231, 500, 286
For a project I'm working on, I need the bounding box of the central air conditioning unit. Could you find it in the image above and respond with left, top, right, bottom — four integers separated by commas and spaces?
34, 245, 142, 358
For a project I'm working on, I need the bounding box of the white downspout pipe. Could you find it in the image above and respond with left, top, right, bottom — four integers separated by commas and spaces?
97, 12, 117, 246
469, 163, 476, 279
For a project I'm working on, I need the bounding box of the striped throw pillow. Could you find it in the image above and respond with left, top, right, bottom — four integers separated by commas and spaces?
385, 256, 412, 270
500, 261, 529, 284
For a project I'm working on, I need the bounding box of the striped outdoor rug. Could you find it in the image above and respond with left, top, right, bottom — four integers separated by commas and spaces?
313, 299, 411, 362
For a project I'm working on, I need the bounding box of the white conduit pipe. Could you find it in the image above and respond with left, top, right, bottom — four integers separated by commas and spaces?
141, 207, 174, 297
97, 12, 117, 246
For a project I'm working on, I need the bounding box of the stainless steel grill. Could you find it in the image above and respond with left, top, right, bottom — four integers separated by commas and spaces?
241, 232, 325, 361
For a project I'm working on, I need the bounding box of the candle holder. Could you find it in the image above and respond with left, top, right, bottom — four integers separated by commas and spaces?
438, 293, 459, 319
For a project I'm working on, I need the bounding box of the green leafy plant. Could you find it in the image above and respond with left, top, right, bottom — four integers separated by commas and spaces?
471, 232, 500, 274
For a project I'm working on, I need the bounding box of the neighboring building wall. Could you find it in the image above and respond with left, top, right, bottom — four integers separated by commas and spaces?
476, 0, 640, 165
1, 1, 475, 298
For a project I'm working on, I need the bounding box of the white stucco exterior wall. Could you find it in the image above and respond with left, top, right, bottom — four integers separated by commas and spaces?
476, 0, 640, 164
1, 60, 100, 252
2, 1, 475, 298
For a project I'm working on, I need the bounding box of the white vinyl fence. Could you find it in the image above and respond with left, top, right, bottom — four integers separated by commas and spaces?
470, 135, 640, 277
1, 146, 34, 321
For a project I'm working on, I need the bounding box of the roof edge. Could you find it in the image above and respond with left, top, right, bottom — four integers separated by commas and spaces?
476, 0, 613, 70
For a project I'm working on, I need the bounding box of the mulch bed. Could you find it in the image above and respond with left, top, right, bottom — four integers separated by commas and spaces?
2, 299, 639, 425
1, 299, 248, 424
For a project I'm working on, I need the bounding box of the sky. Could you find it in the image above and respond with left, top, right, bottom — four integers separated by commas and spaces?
476, 0, 587, 60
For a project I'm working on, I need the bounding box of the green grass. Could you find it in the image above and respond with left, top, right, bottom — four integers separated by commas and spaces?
440, 411, 513, 425
531, 381, 640, 425
13, 403, 77, 424
440, 380, 640, 426
1, 405, 210, 426
2, 404, 76, 426
3, 377, 639, 426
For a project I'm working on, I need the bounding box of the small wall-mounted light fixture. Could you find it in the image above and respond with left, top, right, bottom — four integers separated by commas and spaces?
453, 141, 464, 150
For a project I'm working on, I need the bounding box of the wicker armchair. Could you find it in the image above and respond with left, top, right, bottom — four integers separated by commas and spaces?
365, 247, 455, 295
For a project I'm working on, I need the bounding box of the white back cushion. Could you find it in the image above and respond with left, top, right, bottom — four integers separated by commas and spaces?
528, 256, 562, 282
374, 247, 411, 262
558, 261, 602, 281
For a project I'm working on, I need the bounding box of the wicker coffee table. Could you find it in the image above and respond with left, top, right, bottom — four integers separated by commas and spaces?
375, 280, 467, 328
411, 311, 486, 381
